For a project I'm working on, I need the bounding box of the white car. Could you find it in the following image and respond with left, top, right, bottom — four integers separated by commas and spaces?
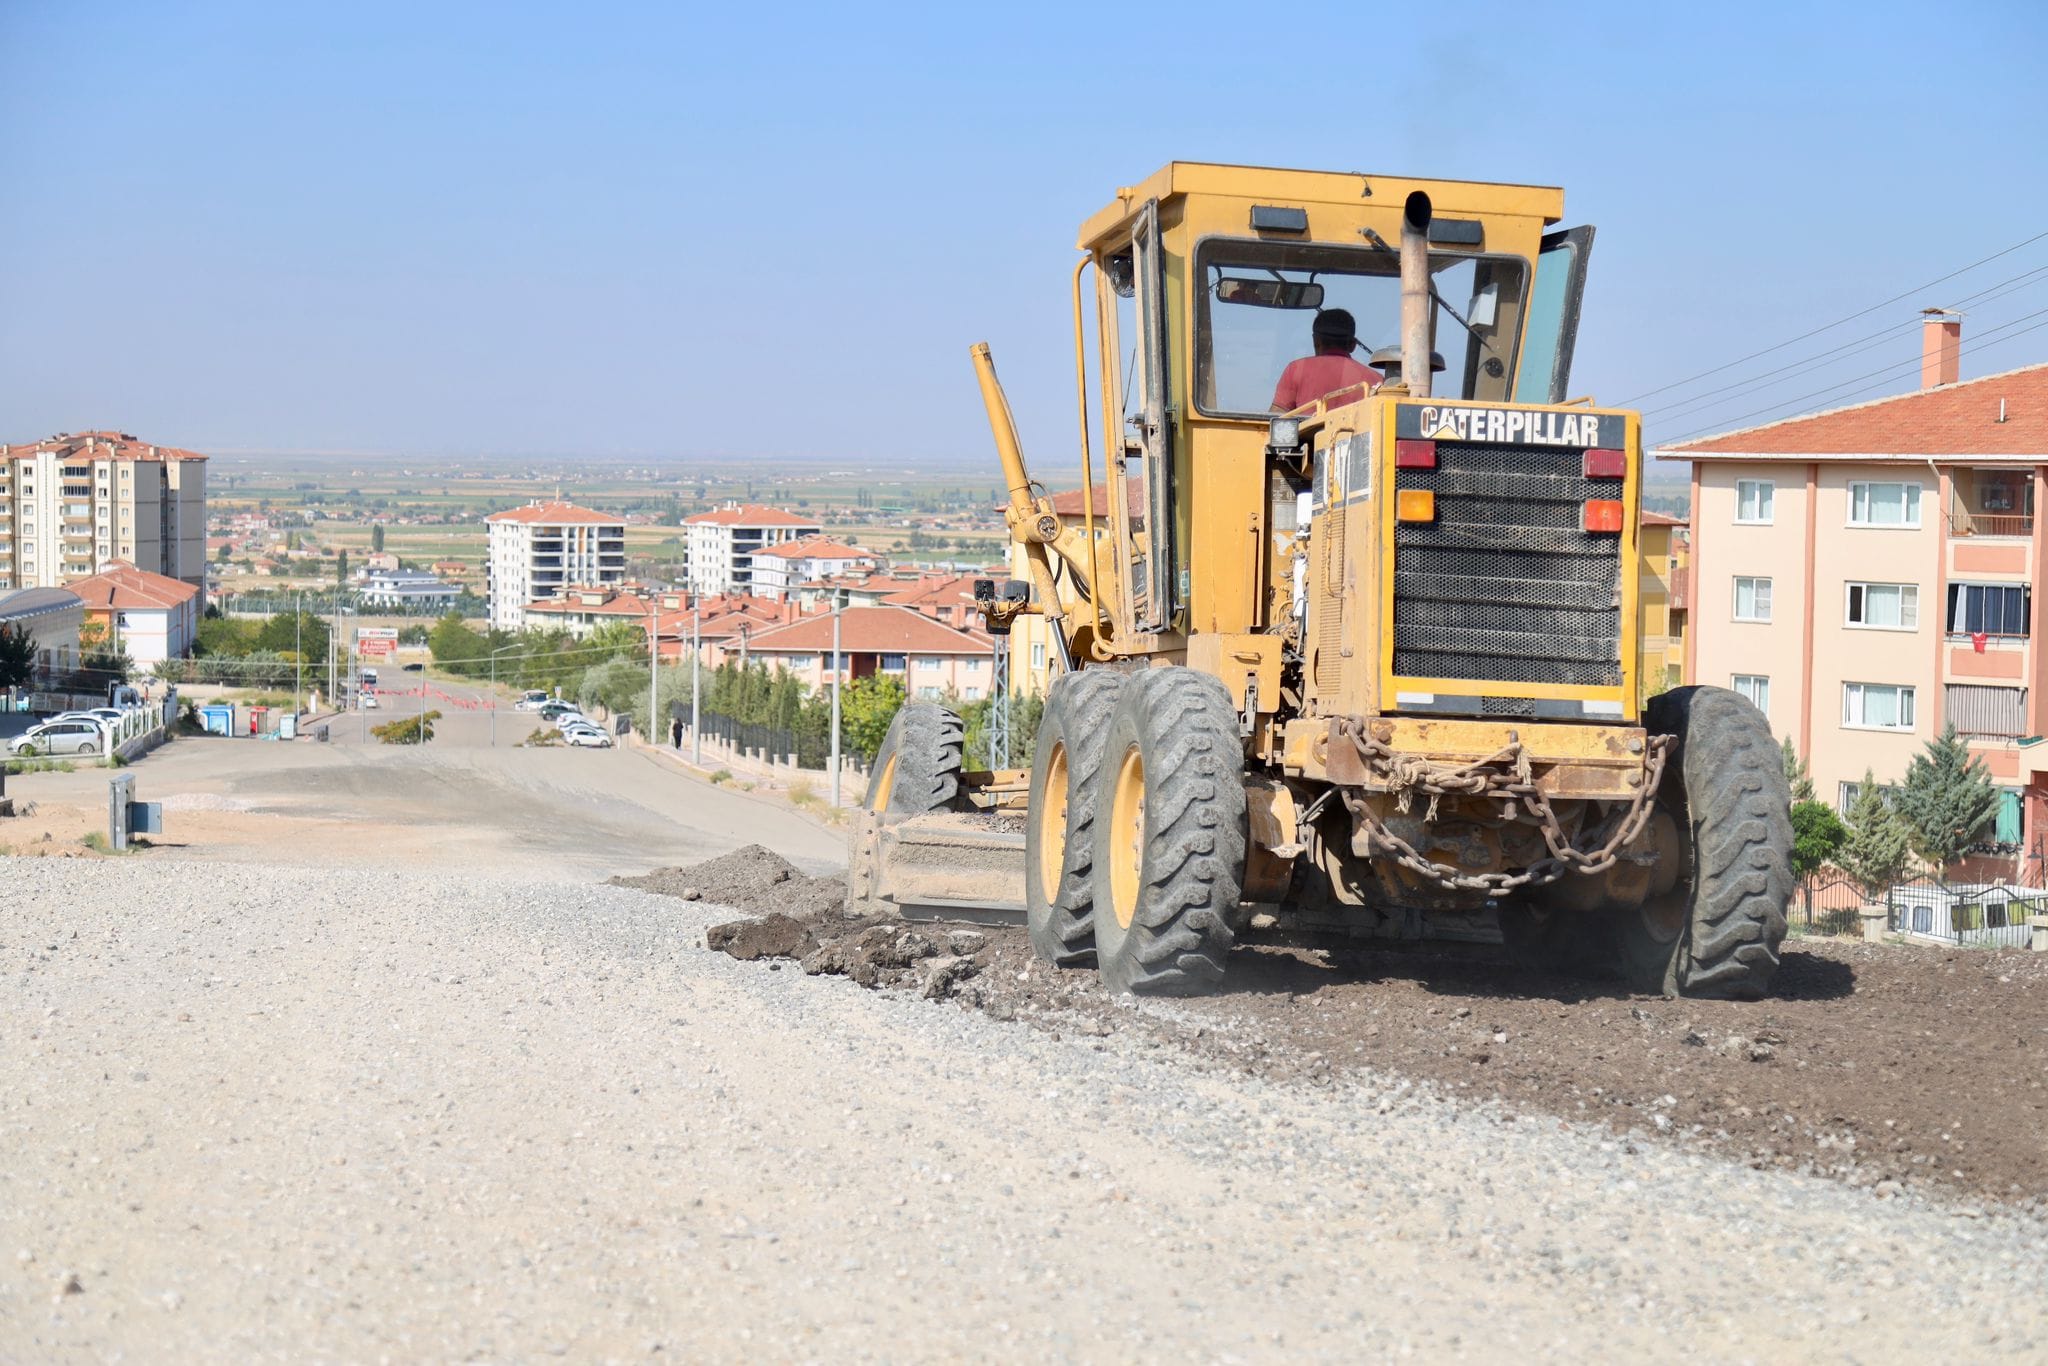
50, 709, 121, 726
360, 693, 380, 710
515, 691, 551, 711
549, 711, 591, 730
563, 726, 613, 749
8, 719, 106, 757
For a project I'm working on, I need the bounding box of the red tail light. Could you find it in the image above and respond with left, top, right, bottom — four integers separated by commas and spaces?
1582, 499, 1625, 533
1394, 439, 1437, 469
1582, 448, 1627, 478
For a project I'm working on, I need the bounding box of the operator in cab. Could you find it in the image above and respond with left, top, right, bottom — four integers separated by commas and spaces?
1270, 308, 1382, 412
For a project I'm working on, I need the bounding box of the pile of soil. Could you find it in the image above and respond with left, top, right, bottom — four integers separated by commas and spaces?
626, 846, 2048, 1207
610, 844, 846, 920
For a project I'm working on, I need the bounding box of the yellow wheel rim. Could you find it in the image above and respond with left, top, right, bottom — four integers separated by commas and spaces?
870, 752, 898, 813
1108, 744, 1146, 931
1036, 740, 1070, 897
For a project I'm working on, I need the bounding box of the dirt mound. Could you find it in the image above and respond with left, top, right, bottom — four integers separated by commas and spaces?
694, 892, 995, 1001
610, 844, 846, 919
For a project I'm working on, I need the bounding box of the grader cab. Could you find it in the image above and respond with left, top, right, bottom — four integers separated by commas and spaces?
851, 162, 1794, 999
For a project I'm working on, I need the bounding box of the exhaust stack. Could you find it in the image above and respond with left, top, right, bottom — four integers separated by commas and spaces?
1400, 191, 1433, 400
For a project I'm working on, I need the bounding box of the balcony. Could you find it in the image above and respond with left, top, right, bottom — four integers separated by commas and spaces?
1948, 468, 2034, 540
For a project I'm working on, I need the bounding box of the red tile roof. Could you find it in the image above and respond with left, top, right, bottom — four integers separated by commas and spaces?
1048, 476, 1144, 522
880, 573, 986, 612
1667, 566, 1689, 612
1658, 362, 2048, 459
66, 560, 200, 610
682, 503, 822, 528
749, 536, 872, 561
1640, 510, 1688, 526
741, 605, 992, 656
485, 500, 622, 525
2, 430, 207, 462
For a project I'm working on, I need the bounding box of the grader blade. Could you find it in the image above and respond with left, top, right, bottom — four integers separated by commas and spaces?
852, 809, 1026, 925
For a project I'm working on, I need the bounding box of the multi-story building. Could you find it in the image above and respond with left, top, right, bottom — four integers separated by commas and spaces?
483, 500, 626, 631
66, 561, 200, 667
681, 503, 821, 597
1662, 315, 2047, 876
355, 567, 459, 612
0, 431, 208, 607
1638, 511, 1690, 698
733, 604, 995, 700
746, 536, 877, 600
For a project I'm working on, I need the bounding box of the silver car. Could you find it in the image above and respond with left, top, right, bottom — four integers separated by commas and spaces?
8, 719, 105, 757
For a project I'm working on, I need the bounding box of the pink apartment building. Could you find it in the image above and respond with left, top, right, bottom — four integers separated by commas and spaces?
1662, 315, 2048, 878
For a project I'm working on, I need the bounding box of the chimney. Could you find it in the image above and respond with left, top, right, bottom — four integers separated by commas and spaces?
1921, 309, 1962, 389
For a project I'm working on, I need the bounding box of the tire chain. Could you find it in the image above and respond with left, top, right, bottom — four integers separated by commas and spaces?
1332, 722, 1672, 895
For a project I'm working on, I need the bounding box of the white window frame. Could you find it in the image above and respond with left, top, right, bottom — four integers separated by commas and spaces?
1844, 581, 1919, 632
1731, 674, 1769, 712
1735, 478, 1775, 525
1848, 480, 1923, 528
1842, 681, 1917, 732
1733, 575, 1773, 623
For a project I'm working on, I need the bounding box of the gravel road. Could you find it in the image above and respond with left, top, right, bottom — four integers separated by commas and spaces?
6, 858, 2045, 1361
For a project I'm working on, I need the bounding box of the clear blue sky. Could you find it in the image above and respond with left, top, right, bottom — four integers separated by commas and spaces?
3, 1, 2045, 466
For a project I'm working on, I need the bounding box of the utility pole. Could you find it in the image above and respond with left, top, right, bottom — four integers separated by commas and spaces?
830, 589, 843, 806
690, 610, 702, 765
293, 589, 302, 715
489, 643, 517, 746
648, 601, 659, 749
991, 634, 1011, 769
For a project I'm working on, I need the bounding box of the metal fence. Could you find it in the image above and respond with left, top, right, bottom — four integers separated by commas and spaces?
680, 710, 828, 769
1883, 877, 2044, 949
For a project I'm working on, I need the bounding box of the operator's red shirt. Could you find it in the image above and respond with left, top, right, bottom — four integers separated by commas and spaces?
1271, 353, 1381, 412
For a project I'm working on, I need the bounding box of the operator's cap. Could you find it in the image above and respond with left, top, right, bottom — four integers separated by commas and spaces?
1312, 308, 1357, 346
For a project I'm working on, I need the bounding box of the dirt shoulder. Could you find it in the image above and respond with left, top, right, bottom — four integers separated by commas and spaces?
669, 845, 2048, 1209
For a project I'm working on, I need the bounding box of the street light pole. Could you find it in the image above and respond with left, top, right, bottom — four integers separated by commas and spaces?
648, 601, 659, 750
293, 589, 302, 715
489, 643, 517, 746
830, 589, 844, 806
690, 610, 702, 765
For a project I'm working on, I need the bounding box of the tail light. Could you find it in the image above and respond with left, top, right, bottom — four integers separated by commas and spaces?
1582, 449, 1627, 478
1582, 499, 1624, 533
1397, 489, 1437, 523
1395, 439, 1437, 470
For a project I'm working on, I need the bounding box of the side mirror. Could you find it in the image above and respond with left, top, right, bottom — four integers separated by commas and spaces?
1215, 277, 1325, 310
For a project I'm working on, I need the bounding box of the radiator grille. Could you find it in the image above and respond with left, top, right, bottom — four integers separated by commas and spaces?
1392, 443, 1622, 687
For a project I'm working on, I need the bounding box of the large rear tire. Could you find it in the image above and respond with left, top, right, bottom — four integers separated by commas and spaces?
1623, 686, 1792, 998
1024, 669, 1128, 967
1089, 668, 1247, 996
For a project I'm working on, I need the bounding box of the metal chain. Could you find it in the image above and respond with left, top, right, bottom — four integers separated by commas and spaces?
1333, 726, 1671, 895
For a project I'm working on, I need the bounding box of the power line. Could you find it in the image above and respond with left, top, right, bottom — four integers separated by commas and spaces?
1617, 228, 2048, 407
1659, 311, 2048, 447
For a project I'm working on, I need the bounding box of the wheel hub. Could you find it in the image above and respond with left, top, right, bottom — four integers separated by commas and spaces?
1109, 745, 1146, 931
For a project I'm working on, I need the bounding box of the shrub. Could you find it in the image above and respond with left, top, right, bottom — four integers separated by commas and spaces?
371, 709, 441, 744
709, 768, 733, 785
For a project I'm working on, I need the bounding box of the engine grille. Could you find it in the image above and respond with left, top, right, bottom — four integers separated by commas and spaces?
1392, 443, 1622, 687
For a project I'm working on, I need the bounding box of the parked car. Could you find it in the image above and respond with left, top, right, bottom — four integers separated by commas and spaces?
361, 693, 381, 710
539, 701, 582, 721
515, 691, 551, 712
563, 726, 613, 749
51, 708, 122, 726
360, 668, 380, 686
551, 712, 593, 730
401, 662, 424, 672
8, 719, 105, 757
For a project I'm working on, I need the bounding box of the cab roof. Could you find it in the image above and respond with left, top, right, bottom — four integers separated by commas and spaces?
1077, 161, 1566, 252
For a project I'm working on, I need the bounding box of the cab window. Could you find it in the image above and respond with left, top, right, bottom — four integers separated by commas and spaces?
1193, 239, 1529, 417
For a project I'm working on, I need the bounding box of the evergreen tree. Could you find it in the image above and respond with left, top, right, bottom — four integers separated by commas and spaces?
1838, 769, 1913, 897
1781, 736, 1817, 803
1894, 724, 2002, 870
0, 624, 37, 689
370, 524, 386, 553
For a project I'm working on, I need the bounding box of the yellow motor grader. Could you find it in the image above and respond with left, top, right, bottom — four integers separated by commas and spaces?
850, 162, 1793, 999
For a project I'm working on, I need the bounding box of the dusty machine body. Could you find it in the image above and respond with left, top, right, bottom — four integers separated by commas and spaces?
853, 162, 1793, 998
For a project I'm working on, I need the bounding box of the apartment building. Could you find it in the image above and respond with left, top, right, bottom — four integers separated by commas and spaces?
66, 561, 200, 666
1661, 314, 2048, 875
1639, 512, 1690, 697
483, 500, 626, 631
734, 605, 995, 699
0, 431, 208, 607
681, 503, 821, 596
746, 537, 877, 600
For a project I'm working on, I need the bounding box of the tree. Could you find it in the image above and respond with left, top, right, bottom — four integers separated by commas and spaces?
1894, 725, 2002, 870
370, 524, 386, 553
1781, 737, 1817, 803
0, 624, 35, 689
1838, 770, 1914, 897
254, 611, 330, 663
1790, 800, 1849, 880
427, 613, 487, 675
841, 672, 906, 762
372, 709, 440, 744
336, 550, 350, 584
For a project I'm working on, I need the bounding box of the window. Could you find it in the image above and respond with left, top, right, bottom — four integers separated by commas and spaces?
1731, 674, 1769, 711
1733, 576, 1772, 622
1842, 682, 1916, 731
1839, 779, 1901, 813
917, 686, 941, 699
1849, 481, 1922, 527
963, 686, 983, 701
917, 656, 943, 672
1031, 643, 1046, 670
1193, 238, 1531, 416
1736, 479, 1775, 524
1946, 582, 2031, 638
1845, 582, 1919, 630
879, 653, 907, 671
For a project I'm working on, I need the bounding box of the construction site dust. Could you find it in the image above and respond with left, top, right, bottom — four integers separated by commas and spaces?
649, 846, 2048, 1210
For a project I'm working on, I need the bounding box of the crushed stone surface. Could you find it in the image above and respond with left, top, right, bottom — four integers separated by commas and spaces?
6, 857, 2047, 1360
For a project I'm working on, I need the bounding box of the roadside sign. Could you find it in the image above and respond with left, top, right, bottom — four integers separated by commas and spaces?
357, 626, 399, 658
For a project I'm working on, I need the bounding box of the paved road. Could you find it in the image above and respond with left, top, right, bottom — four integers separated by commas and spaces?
3, 682, 842, 879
